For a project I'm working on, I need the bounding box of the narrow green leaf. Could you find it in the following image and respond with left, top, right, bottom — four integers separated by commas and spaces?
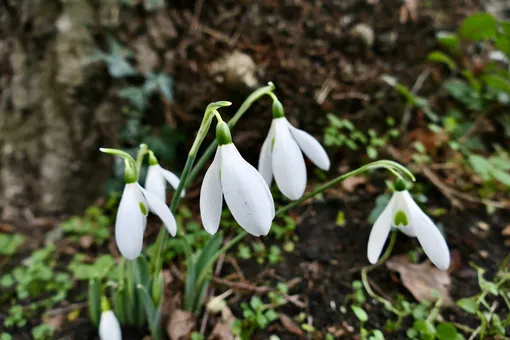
427, 51, 457, 70
87, 279, 101, 327
351, 305, 368, 322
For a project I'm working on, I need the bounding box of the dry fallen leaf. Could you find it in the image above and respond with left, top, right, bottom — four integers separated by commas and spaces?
502, 224, 510, 237
279, 313, 303, 337
208, 292, 238, 340
341, 176, 367, 192
386, 255, 453, 306
167, 309, 196, 340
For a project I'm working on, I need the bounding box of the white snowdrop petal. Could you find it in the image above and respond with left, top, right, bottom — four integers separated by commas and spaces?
272, 118, 307, 200
99, 310, 122, 340
200, 149, 223, 235
288, 121, 331, 171
115, 184, 145, 260
392, 191, 416, 237
404, 191, 450, 270
138, 184, 177, 237
145, 164, 166, 202
221, 144, 274, 236
161, 168, 185, 198
258, 120, 276, 185
367, 194, 395, 264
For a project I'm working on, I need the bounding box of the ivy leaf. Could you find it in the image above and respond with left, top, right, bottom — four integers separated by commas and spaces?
459, 13, 498, 40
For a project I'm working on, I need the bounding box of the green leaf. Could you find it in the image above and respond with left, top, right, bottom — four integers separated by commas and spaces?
436, 323, 458, 340
351, 305, 368, 322
457, 297, 477, 314
428, 51, 457, 70
436, 32, 460, 54
118, 87, 147, 111
0, 233, 24, 256
494, 36, 510, 57
459, 13, 498, 40
88, 279, 101, 327
481, 74, 510, 93
137, 284, 163, 339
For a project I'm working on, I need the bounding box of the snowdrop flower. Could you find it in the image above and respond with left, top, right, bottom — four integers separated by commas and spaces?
145, 151, 185, 201
99, 308, 122, 340
258, 100, 330, 200
200, 121, 275, 236
367, 179, 450, 270
100, 148, 177, 260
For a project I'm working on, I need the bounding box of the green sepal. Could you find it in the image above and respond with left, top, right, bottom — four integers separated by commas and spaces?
216, 121, 232, 145
272, 99, 285, 118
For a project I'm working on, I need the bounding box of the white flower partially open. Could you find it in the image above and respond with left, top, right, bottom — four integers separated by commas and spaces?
99, 310, 122, 340
200, 143, 275, 237
367, 190, 450, 270
116, 182, 177, 260
258, 117, 330, 200
145, 163, 185, 201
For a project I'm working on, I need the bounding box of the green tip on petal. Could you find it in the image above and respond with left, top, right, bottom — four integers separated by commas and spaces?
394, 210, 408, 227
139, 202, 148, 215
216, 121, 232, 145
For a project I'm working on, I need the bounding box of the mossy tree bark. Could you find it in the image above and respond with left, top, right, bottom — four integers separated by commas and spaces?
0, 0, 121, 219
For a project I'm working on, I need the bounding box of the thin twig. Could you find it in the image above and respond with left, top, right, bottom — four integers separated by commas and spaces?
400, 68, 431, 132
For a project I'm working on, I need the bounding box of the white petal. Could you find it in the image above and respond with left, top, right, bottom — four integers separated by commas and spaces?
404, 191, 451, 270
161, 167, 186, 198
392, 191, 416, 237
115, 183, 146, 260
288, 121, 331, 171
272, 118, 307, 200
145, 164, 166, 202
220, 144, 274, 236
99, 310, 122, 340
200, 149, 223, 235
258, 120, 276, 185
138, 183, 177, 237
367, 194, 395, 264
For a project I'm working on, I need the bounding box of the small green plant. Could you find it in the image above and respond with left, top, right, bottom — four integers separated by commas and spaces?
237, 241, 283, 265
232, 296, 279, 338
60, 205, 111, 246
31, 324, 56, 340
0, 233, 24, 256
324, 115, 399, 159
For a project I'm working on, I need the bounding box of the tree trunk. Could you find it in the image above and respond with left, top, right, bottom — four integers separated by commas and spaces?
0, 0, 121, 219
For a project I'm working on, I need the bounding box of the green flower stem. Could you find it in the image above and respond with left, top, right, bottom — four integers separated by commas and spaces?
151, 84, 276, 275
195, 160, 413, 289
185, 82, 276, 187
360, 231, 407, 316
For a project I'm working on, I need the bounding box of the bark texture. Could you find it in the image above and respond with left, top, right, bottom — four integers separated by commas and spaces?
0, 0, 121, 219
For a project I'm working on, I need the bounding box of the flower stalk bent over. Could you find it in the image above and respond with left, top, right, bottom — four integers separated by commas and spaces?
367, 178, 450, 270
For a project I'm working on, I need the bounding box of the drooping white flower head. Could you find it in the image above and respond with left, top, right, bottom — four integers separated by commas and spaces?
200, 121, 275, 236
258, 100, 330, 200
116, 182, 177, 260
367, 181, 450, 270
145, 152, 185, 201
99, 310, 122, 340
